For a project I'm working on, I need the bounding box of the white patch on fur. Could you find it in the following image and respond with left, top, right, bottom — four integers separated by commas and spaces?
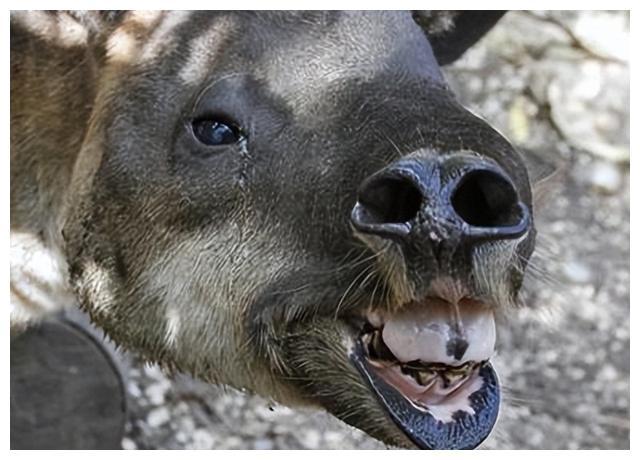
12, 11, 89, 48
10, 231, 76, 327
105, 11, 172, 65
353, 231, 414, 308
164, 307, 181, 348
129, 11, 162, 29
472, 233, 529, 310
106, 28, 139, 64
140, 11, 192, 63
55, 14, 89, 47
139, 223, 303, 404
80, 260, 117, 316
12, 11, 56, 37
179, 18, 235, 85
429, 276, 469, 304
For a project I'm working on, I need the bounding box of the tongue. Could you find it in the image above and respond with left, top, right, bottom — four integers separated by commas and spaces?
381, 298, 496, 365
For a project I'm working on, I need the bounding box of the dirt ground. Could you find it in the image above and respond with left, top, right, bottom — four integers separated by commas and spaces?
119, 11, 630, 449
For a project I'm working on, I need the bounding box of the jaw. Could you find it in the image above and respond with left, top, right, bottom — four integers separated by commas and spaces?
350, 341, 500, 449
277, 317, 419, 448
244, 230, 530, 449
277, 296, 502, 450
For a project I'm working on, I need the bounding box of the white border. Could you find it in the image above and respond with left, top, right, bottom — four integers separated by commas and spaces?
3, 1, 638, 11
4, 4, 634, 457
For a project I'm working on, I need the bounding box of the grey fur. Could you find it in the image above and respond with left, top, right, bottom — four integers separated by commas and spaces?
11, 11, 532, 448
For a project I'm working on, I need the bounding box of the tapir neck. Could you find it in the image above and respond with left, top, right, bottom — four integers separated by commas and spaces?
10, 13, 100, 247
10, 13, 106, 325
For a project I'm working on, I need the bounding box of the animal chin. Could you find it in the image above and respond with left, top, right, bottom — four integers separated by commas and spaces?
348, 297, 500, 449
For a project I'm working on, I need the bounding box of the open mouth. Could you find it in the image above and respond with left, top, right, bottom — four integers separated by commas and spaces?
349, 297, 500, 449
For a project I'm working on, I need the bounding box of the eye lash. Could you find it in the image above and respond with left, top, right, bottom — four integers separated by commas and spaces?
191, 112, 241, 129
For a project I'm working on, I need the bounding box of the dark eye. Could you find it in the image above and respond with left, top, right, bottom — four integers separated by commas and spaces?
191, 118, 243, 146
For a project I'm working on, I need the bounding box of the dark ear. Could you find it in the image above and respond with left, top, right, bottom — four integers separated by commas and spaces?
413, 11, 507, 65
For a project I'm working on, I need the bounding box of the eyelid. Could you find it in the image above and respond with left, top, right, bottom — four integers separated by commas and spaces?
193, 111, 237, 125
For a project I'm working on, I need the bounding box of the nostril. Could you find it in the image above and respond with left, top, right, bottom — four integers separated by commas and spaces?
355, 175, 423, 228
451, 169, 523, 228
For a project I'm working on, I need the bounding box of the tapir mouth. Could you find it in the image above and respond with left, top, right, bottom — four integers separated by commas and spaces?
349, 298, 500, 449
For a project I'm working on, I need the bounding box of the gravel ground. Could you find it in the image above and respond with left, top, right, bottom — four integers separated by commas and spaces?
119, 11, 630, 450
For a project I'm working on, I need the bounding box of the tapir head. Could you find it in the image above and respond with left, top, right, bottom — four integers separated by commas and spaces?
62, 11, 535, 449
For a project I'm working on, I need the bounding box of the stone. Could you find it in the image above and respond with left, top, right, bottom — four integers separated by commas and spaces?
146, 407, 171, 428
121, 437, 137, 450
253, 439, 274, 449
587, 161, 623, 194
145, 381, 171, 406
191, 429, 216, 449
562, 260, 592, 284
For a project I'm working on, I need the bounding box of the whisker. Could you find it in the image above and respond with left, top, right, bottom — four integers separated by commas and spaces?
332, 245, 392, 319
368, 272, 383, 312
266, 249, 382, 296
332, 264, 375, 320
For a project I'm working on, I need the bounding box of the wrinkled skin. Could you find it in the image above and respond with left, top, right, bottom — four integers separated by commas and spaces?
10, 11, 534, 448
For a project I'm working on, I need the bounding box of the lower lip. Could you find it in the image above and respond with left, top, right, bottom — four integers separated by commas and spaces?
350, 339, 501, 450
367, 358, 483, 410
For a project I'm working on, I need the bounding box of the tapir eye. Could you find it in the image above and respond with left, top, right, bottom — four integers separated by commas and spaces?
191, 118, 244, 146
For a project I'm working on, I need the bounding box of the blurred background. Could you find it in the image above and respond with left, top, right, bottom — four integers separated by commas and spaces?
117, 11, 630, 449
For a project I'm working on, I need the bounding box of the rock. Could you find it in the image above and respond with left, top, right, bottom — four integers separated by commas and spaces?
191, 429, 216, 449
222, 435, 242, 449
175, 431, 187, 444
145, 381, 171, 406
598, 364, 619, 382
508, 95, 534, 143
127, 381, 142, 399
548, 60, 629, 163
177, 415, 195, 433
301, 430, 321, 449
572, 12, 629, 62
143, 364, 166, 380
146, 407, 171, 428
121, 437, 137, 450
10, 319, 126, 449
253, 439, 274, 449
586, 161, 623, 194
562, 260, 592, 284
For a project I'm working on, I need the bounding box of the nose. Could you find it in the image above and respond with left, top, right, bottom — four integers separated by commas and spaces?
350, 153, 530, 245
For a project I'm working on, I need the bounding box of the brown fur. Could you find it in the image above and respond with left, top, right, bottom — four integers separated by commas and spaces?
11, 11, 532, 449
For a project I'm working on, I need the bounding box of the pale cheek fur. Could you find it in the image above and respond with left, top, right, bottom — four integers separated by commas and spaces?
134, 224, 308, 405
11, 11, 89, 48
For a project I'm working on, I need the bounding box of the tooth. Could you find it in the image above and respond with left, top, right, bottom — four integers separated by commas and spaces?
416, 370, 436, 386
443, 370, 467, 386
381, 298, 496, 366
367, 311, 384, 328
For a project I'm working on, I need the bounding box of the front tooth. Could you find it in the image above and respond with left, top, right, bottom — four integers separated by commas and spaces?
416, 370, 437, 386
443, 370, 467, 387
381, 298, 496, 365
367, 311, 384, 328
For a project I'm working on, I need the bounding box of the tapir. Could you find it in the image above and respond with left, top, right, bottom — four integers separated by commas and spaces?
10, 11, 539, 449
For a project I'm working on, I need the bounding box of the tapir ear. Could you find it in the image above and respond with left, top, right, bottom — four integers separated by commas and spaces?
413, 11, 507, 65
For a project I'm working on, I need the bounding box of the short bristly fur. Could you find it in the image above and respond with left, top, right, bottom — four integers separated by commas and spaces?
11, 11, 535, 448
